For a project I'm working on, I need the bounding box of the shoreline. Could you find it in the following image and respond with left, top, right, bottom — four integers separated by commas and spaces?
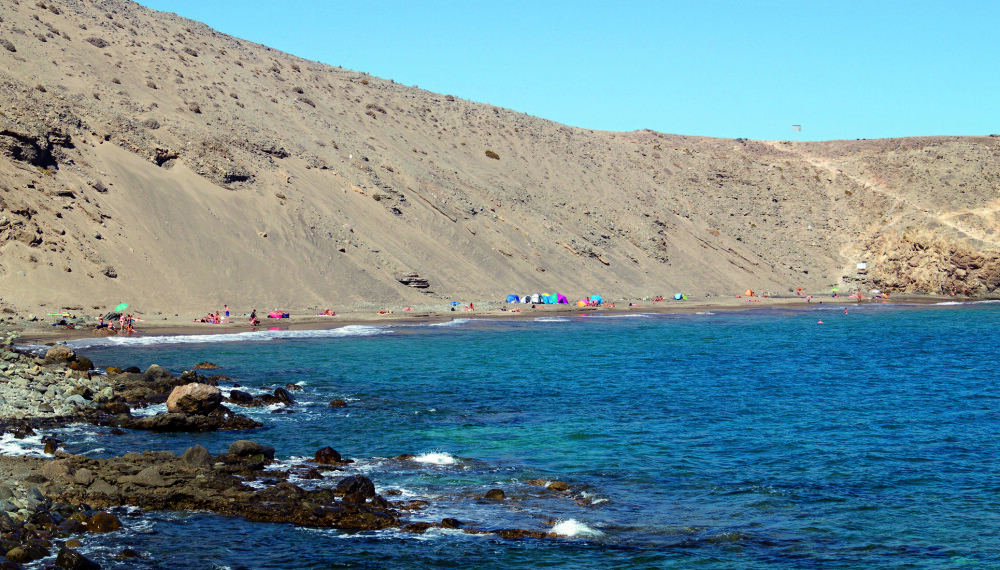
10, 294, 970, 346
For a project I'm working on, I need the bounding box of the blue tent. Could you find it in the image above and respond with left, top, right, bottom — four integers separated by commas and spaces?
590, 295, 603, 305
506, 294, 520, 303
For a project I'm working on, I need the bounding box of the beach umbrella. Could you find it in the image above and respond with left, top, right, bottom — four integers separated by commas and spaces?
114, 303, 129, 311
449, 301, 460, 306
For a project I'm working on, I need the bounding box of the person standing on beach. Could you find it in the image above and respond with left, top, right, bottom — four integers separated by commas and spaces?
224, 304, 230, 323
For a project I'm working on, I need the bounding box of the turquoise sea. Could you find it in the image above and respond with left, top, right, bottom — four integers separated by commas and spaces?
17, 302, 1000, 568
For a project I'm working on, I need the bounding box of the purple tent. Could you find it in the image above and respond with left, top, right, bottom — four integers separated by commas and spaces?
556, 293, 569, 304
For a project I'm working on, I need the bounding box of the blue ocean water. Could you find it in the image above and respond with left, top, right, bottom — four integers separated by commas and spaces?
29, 302, 1000, 568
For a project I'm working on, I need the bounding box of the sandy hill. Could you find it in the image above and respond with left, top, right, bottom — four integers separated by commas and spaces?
1, 0, 999, 319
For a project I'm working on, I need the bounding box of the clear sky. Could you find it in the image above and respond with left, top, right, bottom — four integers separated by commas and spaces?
136, 1, 998, 141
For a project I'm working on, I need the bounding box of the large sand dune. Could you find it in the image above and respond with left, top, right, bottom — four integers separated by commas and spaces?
1, 0, 999, 320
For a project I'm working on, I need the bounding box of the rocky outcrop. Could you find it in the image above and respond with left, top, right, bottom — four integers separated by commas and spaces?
864, 230, 1000, 295
44, 444, 402, 531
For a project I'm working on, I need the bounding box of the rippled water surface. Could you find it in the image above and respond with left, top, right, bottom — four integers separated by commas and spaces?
29, 302, 1000, 568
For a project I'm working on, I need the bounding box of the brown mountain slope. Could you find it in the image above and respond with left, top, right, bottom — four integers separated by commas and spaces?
0, 0, 998, 318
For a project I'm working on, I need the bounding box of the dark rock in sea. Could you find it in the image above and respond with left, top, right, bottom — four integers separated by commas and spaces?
328, 399, 348, 407
86, 511, 123, 533
284, 383, 303, 391
494, 528, 553, 539
484, 489, 506, 500
116, 408, 262, 432
115, 548, 140, 560
440, 517, 462, 529
67, 355, 94, 371
547, 481, 570, 492
273, 387, 296, 405
300, 468, 324, 480
226, 389, 253, 404
166, 383, 222, 415
313, 446, 342, 465
335, 475, 376, 499
122, 366, 140, 373
403, 521, 434, 533
54, 547, 101, 569
194, 362, 220, 369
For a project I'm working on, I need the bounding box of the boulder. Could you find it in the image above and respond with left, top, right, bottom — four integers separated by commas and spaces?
133, 466, 171, 487
194, 362, 220, 369
313, 446, 342, 465
228, 440, 275, 460
67, 356, 94, 371
86, 511, 122, 533
181, 444, 213, 467
73, 468, 94, 486
328, 399, 348, 408
44, 345, 75, 363
41, 458, 73, 481
54, 547, 101, 570
335, 474, 376, 499
273, 387, 296, 405
166, 383, 222, 415
484, 489, 506, 500
227, 390, 253, 404
145, 364, 172, 378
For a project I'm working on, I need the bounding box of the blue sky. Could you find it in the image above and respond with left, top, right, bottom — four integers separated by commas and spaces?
137, 1, 998, 141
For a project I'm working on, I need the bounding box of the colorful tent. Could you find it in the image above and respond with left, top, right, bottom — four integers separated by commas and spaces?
556, 293, 569, 304
589, 295, 603, 305
506, 294, 520, 303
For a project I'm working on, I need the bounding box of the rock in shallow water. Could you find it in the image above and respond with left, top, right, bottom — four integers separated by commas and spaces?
166, 383, 222, 415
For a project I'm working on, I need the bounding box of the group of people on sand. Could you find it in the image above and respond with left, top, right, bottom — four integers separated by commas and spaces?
97, 313, 136, 335
195, 305, 231, 324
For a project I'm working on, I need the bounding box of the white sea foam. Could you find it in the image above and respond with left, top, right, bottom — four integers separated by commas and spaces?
534, 317, 570, 322
61, 324, 392, 349
130, 403, 167, 417
551, 519, 604, 537
413, 452, 457, 465
0, 433, 47, 457
934, 299, 1000, 306
579, 491, 609, 505
428, 318, 471, 327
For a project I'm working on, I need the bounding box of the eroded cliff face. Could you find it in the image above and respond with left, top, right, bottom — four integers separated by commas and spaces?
864, 230, 1000, 296
0, 0, 998, 316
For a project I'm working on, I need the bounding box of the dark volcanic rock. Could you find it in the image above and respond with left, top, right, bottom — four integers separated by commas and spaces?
313, 446, 342, 465
484, 488, 506, 500
226, 389, 253, 404
54, 547, 101, 570
335, 474, 376, 499
273, 387, 296, 405
116, 408, 262, 432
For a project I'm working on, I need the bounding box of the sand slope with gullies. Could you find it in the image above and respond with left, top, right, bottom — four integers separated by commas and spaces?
0, 0, 999, 324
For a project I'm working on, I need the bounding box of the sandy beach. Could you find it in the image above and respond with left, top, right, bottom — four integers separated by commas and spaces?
10, 293, 938, 346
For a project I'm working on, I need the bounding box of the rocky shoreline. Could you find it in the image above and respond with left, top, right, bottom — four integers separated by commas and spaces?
0, 331, 576, 568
